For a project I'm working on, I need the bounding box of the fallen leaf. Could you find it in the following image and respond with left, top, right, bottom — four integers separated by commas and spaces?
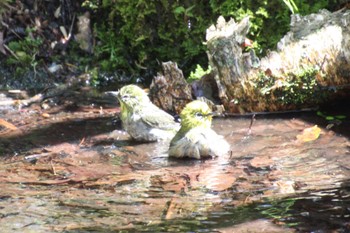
274, 180, 295, 194
165, 198, 178, 220
249, 156, 274, 168
296, 125, 321, 142
0, 119, 19, 131
201, 171, 236, 192
42, 113, 51, 118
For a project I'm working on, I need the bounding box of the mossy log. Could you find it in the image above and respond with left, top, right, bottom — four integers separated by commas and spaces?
206, 9, 350, 113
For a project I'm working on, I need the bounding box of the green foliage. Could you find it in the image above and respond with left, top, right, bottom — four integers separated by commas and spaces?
2, 0, 338, 87
0, 0, 13, 13
89, 0, 213, 82
317, 111, 347, 122
81, 0, 99, 10
283, 0, 299, 13
6, 30, 43, 76
188, 65, 211, 83
86, 67, 100, 87
86, 0, 336, 84
293, 0, 337, 15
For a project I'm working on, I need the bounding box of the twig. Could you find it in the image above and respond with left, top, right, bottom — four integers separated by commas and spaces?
319, 54, 328, 72
0, 2, 17, 11
0, 119, 18, 131
1, 21, 22, 40
164, 198, 177, 220
3, 44, 19, 60
244, 194, 251, 204
68, 14, 76, 40
225, 107, 318, 117
79, 137, 86, 146
50, 161, 57, 175
24, 152, 52, 162
0, 93, 43, 107
246, 114, 256, 136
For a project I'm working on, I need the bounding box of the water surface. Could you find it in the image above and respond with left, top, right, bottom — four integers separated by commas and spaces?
0, 99, 349, 232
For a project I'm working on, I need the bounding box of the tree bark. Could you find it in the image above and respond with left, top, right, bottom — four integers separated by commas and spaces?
206, 9, 350, 113
149, 61, 192, 114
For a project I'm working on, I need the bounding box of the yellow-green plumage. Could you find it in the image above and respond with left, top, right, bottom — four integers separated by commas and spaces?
113, 85, 179, 142
169, 100, 230, 159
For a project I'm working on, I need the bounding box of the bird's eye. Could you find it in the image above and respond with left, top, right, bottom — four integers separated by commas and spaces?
194, 112, 203, 117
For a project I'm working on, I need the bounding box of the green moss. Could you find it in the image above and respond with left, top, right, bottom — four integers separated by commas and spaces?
241, 65, 328, 109
274, 66, 323, 105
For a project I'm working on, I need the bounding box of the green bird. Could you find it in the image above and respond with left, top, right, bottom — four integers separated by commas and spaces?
169, 100, 230, 159
110, 84, 179, 142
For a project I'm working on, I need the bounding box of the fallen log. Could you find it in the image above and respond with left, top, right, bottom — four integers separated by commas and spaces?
206, 9, 350, 113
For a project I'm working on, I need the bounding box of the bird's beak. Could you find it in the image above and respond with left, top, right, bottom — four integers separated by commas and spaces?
209, 112, 222, 117
105, 91, 120, 98
200, 112, 214, 118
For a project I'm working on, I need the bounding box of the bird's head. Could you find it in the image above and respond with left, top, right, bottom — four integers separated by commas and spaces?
180, 100, 213, 130
115, 85, 150, 110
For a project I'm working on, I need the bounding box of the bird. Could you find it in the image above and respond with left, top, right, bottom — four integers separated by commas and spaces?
108, 84, 179, 142
169, 100, 230, 159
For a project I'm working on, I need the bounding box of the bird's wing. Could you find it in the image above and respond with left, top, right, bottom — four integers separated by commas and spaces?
141, 104, 178, 130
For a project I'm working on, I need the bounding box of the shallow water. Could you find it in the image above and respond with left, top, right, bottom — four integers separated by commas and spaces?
0, 98, 349, 232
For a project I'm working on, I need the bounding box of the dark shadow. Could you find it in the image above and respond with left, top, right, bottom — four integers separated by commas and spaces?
227, 96, 350, 139
314, 97, 350, 138
294, 97, 350, 139
0, 114, 122, 156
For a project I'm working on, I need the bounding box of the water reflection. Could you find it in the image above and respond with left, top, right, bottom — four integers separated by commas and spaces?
114, 179, 350, 232
256, 180, 350, 232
